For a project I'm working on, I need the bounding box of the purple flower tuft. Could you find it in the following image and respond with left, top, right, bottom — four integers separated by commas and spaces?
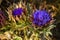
12, 8, 23, 16
33, 10, 52, 26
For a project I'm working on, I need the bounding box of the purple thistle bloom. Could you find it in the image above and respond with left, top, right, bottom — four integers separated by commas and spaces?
0, 10, 6, 26
33, 10, 52, 26
12, 8, 23, 16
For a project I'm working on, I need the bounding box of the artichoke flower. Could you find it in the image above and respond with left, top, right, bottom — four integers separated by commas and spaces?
32, 10, 52, 26
7, 1, 26, 23
0, 10, 6, 27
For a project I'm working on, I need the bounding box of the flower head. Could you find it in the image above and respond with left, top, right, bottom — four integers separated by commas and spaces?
33, 10, 52, 26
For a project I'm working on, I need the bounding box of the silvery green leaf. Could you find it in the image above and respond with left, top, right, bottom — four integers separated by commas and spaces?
46, 32, 52, 36
13, 36, 22, 40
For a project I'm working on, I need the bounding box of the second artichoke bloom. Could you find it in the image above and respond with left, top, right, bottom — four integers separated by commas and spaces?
12, 8, 23, 16
12, 7, 24, 22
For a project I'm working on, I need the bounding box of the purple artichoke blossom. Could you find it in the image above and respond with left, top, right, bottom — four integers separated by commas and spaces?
12, 8, 23, 16
0, 10, 6, 26
33, 10, 52, 26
